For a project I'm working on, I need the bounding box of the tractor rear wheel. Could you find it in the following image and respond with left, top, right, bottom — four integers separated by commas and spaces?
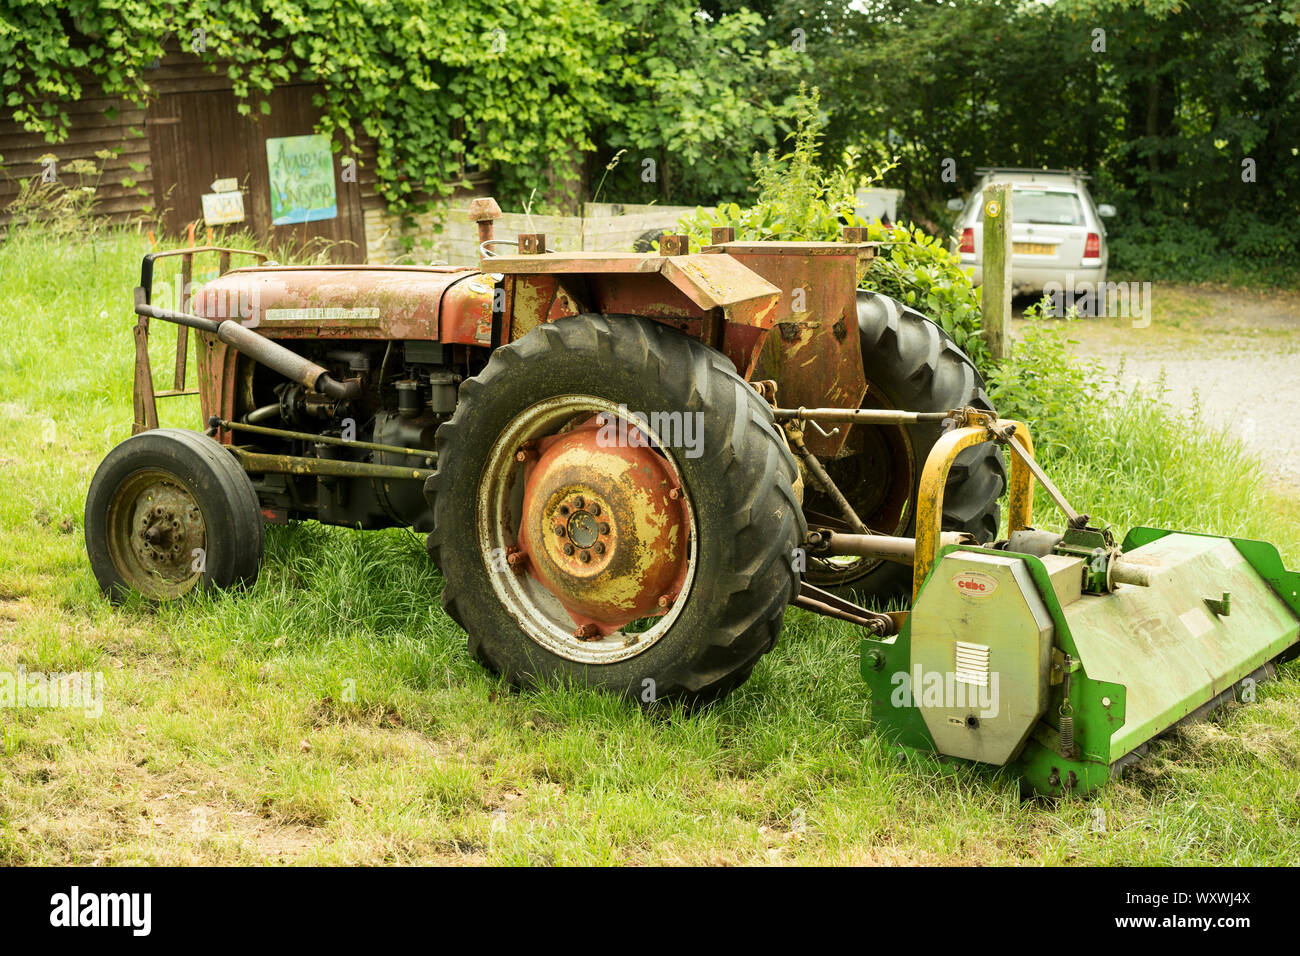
803, 292, 1005, 603
425, 314, 804, 706
85, 428, 264, 602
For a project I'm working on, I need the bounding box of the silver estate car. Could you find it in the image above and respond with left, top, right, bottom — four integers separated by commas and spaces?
949, 168, 1115, 294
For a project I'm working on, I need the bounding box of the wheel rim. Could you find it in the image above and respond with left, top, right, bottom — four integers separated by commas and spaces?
105, 468, 206, 599
477, 395, 697, 665
805, 390, 916, 587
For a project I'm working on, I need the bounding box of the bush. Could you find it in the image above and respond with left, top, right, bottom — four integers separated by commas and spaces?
1105, 206, 1299, 289
986, 320, 1107, 456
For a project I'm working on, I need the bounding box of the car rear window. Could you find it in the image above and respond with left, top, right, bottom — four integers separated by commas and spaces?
1009, 189, 1086, 226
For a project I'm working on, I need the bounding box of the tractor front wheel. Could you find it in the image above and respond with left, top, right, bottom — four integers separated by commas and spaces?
85, 428, 264, 602
425, 315, 804, 706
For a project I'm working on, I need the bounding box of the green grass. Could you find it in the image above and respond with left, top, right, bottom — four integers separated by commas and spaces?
2, 226, 1299, 865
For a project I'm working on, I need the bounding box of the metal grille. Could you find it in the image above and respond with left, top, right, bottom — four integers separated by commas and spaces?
954, 641, 991, 687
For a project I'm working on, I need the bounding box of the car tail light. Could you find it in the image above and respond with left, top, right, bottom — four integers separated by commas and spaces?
959, 228, 975, 254
1083, 232, 1101, 261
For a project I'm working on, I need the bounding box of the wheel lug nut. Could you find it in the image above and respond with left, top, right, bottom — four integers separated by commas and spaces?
589, 503, 601, 516
579, 550, 591, 563
668, 487, 682, 500
598, 522, 610, 534
563, 543, 574, 556
593, 543, 605, 555
658, 594, 674, 608
573, 496, 585, 509
553, 524, 566, 536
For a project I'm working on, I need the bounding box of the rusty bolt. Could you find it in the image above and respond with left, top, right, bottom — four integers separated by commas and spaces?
516, 447, 537, 463
563, 543, 574, 556
657, 594, 674, 609
573, 624, 600, 641
659, 234, 689, 256
467, 197, 503, 223
593, 542, 605, 555
506, 549, 528, 573
579, 550, 591, 563
668, 487, 682, 500
589, 503, 601, 517
553, 524, 566, 537
573, 495, 585, 509
518, 233, 547, 255
598, 522, 610, 534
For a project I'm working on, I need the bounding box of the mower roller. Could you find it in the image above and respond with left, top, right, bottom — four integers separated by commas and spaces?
84, 200, 1299, 797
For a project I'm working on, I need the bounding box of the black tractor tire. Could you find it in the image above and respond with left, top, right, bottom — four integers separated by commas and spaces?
85, 428, 264, 603
804, 291, 1005, 602
425, 314, 804, 706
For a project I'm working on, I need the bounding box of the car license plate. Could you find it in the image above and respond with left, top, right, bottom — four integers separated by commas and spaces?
1013, 242, 1054, 256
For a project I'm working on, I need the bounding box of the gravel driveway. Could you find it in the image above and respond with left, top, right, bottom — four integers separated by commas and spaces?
1013, 286, 1300, 491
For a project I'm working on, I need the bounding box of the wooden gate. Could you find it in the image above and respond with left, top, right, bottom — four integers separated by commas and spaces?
146, 83, 367, 262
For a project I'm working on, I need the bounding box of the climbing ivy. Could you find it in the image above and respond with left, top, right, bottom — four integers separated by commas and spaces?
2, 1, 813, 214
1, 0, 614, 213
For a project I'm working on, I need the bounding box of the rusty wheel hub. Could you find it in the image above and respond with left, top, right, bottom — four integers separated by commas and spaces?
478, 396, 697, 664
106, 470, 206, 598
518, 420, 689, 631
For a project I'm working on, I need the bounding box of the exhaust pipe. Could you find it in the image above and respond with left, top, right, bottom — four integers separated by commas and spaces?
133, 287, 361, 401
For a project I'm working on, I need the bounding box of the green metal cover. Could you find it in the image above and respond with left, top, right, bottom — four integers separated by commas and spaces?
862, 529, 1300, 797
1065, 532, 1298, 761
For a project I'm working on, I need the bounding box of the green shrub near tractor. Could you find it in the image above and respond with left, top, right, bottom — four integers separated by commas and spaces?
84, 200, 1300, 797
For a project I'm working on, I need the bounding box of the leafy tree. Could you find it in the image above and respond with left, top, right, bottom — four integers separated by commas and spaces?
587, 2, 807, 206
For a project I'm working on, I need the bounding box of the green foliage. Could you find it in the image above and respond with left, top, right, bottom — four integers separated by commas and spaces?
866, 223, 986, 363
591, 2, 806, 206
1, 1, 808, 216
1106, 207, 1300, 289
674, 89, 987, 363
3, 151, 109, 236
1, 1, 613, 215
986, 321, 1103, 456
796, 0, 1299, 286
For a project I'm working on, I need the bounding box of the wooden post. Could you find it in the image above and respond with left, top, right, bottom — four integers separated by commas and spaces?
980, 183, 1012, 361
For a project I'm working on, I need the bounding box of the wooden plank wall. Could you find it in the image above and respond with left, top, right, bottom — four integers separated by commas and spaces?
0, 93, 152, 226
1, 47, 382, 257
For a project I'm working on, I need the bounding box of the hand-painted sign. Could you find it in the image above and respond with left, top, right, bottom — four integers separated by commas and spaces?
201, 190, 245, 225
266, 134, 337, 225
210, 177, 239, 193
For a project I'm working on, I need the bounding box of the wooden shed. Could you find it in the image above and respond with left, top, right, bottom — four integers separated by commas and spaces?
0, 44, 486, 263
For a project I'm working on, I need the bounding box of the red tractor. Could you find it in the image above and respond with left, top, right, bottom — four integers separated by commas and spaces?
85, 199, 1003, 704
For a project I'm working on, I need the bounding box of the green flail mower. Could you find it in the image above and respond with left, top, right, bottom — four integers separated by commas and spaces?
84, 201, 1300, 797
